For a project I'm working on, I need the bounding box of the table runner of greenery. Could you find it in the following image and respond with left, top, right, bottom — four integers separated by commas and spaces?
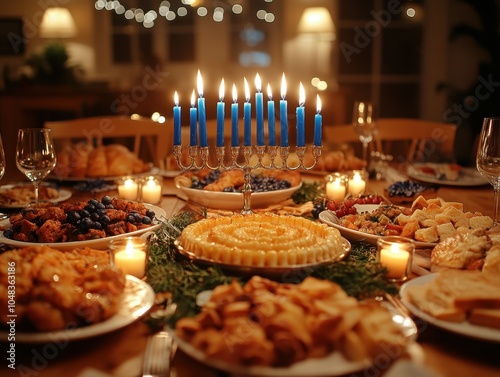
145, 208, 397, 328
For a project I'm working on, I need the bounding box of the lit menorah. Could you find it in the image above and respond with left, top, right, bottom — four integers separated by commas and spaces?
172, 71, 323, 214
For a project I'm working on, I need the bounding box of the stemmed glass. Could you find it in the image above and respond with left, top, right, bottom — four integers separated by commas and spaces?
352, 101, 378, 168
16, 128, 57, 207
476, 117, 500, 225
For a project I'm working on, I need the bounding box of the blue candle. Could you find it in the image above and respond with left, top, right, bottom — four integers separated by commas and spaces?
314, 94, 323, 146
296, 82, 305, 147
243, 78, 252, 146
189, 90, 197, 146
231, 84, 239, 147
197, 70, 208, 147
217, 79, 225, 147
255, 74, 264, 146
173, 91, 181, 145
279, 73, 288, 147
267, 84, 276, 146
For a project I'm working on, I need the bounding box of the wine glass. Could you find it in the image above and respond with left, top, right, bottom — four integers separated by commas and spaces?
476, 117, 500, 225
16, 128, 57, 207
352, 101, 378, 167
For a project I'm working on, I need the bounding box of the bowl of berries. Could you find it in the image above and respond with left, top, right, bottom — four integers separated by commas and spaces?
174, 169, 302, 211
0, 196, 166, 250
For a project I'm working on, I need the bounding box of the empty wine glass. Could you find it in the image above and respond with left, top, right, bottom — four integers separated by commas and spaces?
16, 128, 57, 207
476, 117, 500, 225
352, 101, 377, 168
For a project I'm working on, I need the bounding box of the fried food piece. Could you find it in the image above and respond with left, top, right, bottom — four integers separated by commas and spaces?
204, 170, 245, 191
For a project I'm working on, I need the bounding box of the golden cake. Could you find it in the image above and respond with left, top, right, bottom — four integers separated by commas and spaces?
177, 213, 345, 266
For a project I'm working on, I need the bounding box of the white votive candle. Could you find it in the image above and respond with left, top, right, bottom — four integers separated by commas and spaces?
326, 178, 346, 203
113, 239, 146, 278
379, 244, 410, 279
118, 178, 138, 200
141, 177, 162, 203
348, 171, 366, 196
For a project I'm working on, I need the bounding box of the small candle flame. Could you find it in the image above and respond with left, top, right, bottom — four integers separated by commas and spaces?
197, 70, 204, 98
232, 84, 237, 103
174, 91, 179, 106
126, 239, 135, 255
316, 94, 322, 113
191, 89, 196, 107
280, 73, 286, 100
244, 77, 250, 102
255, 73, 262, 93
299, 82, 305, 107
267, 83, 272, 100
219, 78, 225, 101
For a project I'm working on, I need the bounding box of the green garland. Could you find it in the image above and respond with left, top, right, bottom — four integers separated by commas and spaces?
145, 210, 397, 329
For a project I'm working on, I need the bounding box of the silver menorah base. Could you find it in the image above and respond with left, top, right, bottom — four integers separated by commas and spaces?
173, 144, 322, 214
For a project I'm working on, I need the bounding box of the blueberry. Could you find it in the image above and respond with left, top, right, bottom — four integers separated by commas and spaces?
79, 217, 93, 230
146, 209, 155, 219
90, 212, 100, 221
3, 228, 14, 239
142, 216, 152, 225
127, 214, 136, 223
100, 215, 110, 225
88, 199, 100, 207
79, 210, 90, 218
92, 222, 103, 230
102, 196, 112, 205
95, 202, 106, 210
67, 211, 81, 224
84, 204, 95, 213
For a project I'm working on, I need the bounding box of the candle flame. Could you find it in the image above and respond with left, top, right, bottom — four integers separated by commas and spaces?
280, 73, 286, 100
390, 243, 401, 253
255, 73, 262, 93
267, 83, 272, 100
174, 91, 179, 106
219, 78, 225, 101
126, 240, 135, 255
316, 94, 322, 113
191, 89, 196, 107
232, 83, 237, 103
244, 77, 250, 102
197, 70, 203, 98
299, 82, 305, 106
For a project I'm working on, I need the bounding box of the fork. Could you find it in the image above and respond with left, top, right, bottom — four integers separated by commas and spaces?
142, 330, 173, 377
142, 299, 177, 377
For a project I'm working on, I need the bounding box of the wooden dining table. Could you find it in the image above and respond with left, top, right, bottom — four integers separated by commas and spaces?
2, 170, 500, 377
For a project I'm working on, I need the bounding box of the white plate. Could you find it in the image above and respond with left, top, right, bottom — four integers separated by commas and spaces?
0, 204, 166, 250
176, 183, 302, 211
318, 206, 436, 249
0, 183, 72, 209
400, 274, 500, 343
170, 301, 417, 377
407, 163, 488, 186
0, 275, 154, 343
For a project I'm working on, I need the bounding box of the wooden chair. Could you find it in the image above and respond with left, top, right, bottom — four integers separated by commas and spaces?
373, 118, 457, 163
322, 119, 457, 163
44, 115, 172, 167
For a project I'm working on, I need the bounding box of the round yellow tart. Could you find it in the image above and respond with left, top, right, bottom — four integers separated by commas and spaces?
177, 213, 345, 267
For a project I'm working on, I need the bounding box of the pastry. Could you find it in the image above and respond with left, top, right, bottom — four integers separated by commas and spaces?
178, 213, 345, 267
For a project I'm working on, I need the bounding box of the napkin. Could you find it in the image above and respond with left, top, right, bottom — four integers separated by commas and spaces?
384, 166, 409, 184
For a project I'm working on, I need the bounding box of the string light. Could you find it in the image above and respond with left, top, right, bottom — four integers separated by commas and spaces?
95, 0, 275, 28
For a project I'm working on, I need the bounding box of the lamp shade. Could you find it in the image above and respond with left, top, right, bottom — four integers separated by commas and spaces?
39, 7, 77, 38
298, 7, 334, 34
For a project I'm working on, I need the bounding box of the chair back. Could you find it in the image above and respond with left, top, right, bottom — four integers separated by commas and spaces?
374, 118, 457, 163
44, 116, 172, 167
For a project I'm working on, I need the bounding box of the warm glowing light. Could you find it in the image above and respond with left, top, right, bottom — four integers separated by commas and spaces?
244, 78, 250, 102
267, 83, 272, 100
298, 83, 305, 106
219, 79, 225, 101
255, 73, 262, 93
191, 89, 196, 107
316, 95, 322, 113
174, 91, 179, 106
197, 70, 203, 98
406, 7, 416, 17
232, 84, 238, 103
280, 73, 287, 100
